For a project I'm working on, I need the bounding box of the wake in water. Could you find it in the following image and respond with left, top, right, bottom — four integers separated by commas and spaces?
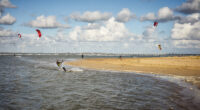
18, 56, 84, 73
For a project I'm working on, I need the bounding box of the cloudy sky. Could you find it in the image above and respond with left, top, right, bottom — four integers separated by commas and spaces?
0, 0, 200, 54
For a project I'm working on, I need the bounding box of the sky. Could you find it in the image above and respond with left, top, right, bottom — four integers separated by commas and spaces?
0, 0, 200, 54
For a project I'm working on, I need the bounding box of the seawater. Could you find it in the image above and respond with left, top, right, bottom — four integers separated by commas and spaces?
0, 55, 199, 110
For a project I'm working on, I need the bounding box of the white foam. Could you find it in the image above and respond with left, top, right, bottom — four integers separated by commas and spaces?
15, 56, 21, 58
69, 67, 83, 72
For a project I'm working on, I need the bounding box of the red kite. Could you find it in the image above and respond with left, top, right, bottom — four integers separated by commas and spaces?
36, 29, 42, 38
154, 21, 158, 27
18, 34, 21, 38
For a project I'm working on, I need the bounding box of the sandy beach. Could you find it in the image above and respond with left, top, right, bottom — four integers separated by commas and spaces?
65, 56, 200, 88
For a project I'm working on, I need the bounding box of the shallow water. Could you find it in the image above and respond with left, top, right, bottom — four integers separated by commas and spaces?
0, 55, 199, 110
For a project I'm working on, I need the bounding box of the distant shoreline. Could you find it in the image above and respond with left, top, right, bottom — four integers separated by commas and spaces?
0, 52, 200, 57
65, 56, 200, 88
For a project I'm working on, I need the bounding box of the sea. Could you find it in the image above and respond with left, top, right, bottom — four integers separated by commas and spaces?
0, 54, 200, 110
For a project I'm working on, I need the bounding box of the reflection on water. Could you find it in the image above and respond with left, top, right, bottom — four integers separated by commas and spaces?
0, 56, 199, 110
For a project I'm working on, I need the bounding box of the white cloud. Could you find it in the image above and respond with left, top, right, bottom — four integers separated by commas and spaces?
171, 13, 200, 48
158, 7, 173, 20
178, 13, 200, 24
70, 11, 112, 22
140, 13, 156, 21
0, 0, 16, 25
176, 0, 200, 14
143, 25, 156, 37
173, 40, 200, 48
0, 28, 16, 37
51, 30, 70, 42
0, 13, 16, 24
82, 23, 101, 30
171, 20, 200, 40
129, 37, 134, 41
0, 0, 16, 17
0, 0, 16, 8
140, 7, 179, 22
68, 17, 133, 41
123, 43, 129, 48
26, 15, 70, 28
116, 8, 136, 22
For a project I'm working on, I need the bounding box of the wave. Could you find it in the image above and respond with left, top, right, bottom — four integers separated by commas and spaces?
69, 66, 200, 106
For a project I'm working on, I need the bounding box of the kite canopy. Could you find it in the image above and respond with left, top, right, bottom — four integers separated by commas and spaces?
158, 44, 162, 50
36, 29, 42, 38
18, 34, 21, 38
154, 21, 158, 27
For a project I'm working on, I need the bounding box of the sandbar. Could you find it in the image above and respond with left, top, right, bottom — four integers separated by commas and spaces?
65, 56, 200, 88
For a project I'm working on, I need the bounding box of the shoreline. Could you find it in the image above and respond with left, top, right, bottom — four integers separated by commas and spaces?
65, 56, 200, 88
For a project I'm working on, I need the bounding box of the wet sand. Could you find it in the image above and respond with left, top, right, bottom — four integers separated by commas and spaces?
65, 56, 200, 88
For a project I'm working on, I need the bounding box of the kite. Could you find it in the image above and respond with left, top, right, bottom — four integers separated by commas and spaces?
154, 21, 158, 27
158, 44, 162, 50
18, 34, 21, 38
36, 29, 42, 38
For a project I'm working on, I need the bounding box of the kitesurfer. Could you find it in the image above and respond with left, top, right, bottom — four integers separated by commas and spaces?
56, 60, 68, 72
119, 56, 122, 60
158, 44, 162, 50
56, 60, 62, 67
81, 54, 84, 59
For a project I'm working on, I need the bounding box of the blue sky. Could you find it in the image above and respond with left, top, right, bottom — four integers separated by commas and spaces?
0, 0, 200, 54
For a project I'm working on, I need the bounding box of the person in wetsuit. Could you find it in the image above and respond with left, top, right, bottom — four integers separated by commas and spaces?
56, 60, 67, 72
81, 54, 84, 59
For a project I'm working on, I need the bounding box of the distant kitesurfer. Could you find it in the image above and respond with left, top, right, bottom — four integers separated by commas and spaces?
158, 44, 162, 50
119, 56, 122, 60
81, 54, 84, 59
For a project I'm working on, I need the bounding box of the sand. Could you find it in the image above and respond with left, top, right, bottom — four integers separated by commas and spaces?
65, 56, 200, 76
65, 56, 200, 88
